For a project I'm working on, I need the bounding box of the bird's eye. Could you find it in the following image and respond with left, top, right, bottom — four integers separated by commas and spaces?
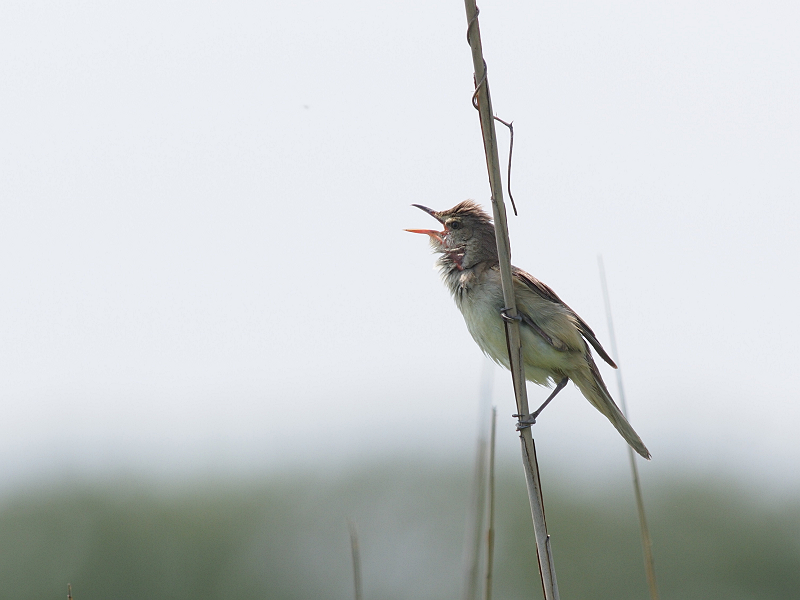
449, 221, 461, 230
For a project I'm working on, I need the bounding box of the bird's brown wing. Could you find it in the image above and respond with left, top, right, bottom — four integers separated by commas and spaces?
512, 267, 618, 368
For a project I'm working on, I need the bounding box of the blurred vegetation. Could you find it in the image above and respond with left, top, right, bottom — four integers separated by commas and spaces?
0, 463, 798, 600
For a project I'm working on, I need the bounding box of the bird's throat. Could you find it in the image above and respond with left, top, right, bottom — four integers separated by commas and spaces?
447, 249, 465, 271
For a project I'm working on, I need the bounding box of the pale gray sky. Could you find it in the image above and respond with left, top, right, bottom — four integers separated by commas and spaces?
1, 1, 798, 490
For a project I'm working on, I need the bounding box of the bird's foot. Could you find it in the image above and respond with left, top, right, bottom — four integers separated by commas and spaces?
500, 308, 522, 323
512, 413, 537, 430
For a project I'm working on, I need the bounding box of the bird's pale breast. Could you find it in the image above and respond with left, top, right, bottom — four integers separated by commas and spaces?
454, 267, 559, 387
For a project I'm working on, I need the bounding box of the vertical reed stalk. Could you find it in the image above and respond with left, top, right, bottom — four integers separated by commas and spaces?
598, 256, 660, 600
462, 361, 494, 600
484, 407, 497, 600
348, 520, 363, 600
463, 2, 560, 598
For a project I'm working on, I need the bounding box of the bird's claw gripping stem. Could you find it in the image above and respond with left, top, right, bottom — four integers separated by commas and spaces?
513, 413, 536, 430
500, 307, 522, 323
512, 377, 570, 430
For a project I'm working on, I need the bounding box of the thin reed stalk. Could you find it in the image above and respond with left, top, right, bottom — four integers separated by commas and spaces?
463, 2, 560, 598
484, 407, 497, 600
598, 256, 660, 600
462, 362, 495, 600
348, 520, 363, 600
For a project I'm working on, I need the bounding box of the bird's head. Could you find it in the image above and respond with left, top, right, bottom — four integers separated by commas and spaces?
406, 200, 497, 270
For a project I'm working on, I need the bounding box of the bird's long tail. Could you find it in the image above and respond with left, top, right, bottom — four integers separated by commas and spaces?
570, 354, 651, 460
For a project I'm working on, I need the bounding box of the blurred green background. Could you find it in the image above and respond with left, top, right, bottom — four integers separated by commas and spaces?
2, 462, 798, 600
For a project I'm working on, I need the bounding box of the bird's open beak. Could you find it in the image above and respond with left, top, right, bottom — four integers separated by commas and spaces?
405, 204, 446, 243
410, 204, 443, 222
405, 228, 444, 243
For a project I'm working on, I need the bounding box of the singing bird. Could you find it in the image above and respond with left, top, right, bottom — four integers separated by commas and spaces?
407, 200, 650, 459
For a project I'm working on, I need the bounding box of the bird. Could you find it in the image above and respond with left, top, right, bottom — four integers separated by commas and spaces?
407, 200, 650, 459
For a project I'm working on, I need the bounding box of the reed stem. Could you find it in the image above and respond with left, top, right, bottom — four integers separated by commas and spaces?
463, 3, 560, 598
598, 256, 659, 600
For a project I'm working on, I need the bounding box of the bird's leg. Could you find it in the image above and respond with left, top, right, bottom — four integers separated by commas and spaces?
531, 376, 569, 419
514, 377, 569, 428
